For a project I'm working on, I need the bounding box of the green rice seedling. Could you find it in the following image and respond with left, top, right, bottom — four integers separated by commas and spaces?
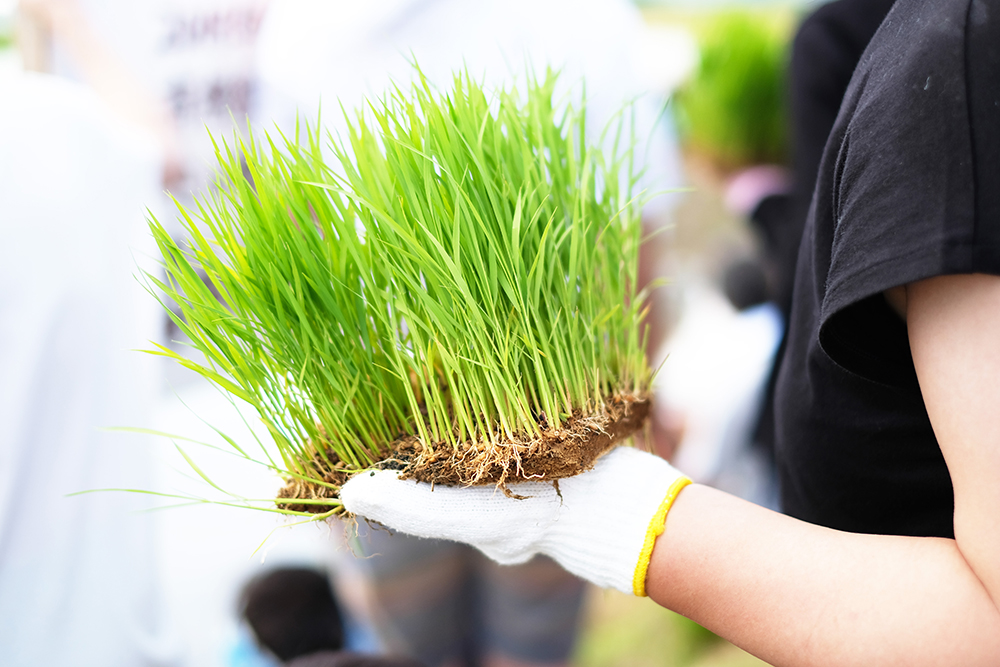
674, 9, 790, 168
147, 68, 653, 515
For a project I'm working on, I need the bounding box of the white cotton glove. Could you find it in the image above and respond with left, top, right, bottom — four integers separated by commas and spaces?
340, 446, 691, 596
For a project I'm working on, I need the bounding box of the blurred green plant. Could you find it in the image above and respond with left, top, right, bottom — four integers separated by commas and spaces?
573, 588, 769, 667
0, 7, 14, 50
674, 9, 790, 168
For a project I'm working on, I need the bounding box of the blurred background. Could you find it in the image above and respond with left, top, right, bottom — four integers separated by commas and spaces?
1, 0, 841, 665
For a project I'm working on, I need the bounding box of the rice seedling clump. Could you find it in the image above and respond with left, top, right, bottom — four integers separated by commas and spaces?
148, 69, 653, 515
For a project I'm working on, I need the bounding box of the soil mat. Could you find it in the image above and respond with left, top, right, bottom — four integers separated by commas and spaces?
277, 393, 650, 514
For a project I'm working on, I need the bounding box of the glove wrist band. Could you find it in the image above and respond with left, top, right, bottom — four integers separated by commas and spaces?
632, 476, 692, 597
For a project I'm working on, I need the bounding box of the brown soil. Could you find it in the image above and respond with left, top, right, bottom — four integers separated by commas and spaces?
277, 393, 649, 514
275, 449, 349, 514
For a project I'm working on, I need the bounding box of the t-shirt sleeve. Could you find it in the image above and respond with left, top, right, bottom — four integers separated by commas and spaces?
818, 0, 1000, 378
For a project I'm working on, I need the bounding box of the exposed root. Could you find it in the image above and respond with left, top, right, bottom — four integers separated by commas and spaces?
277, 392, 650, 514
276, 450, 349, 514
391, 393, 649, 487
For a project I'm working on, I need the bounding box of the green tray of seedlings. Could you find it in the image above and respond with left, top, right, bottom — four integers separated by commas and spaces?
148, 69, 653, 516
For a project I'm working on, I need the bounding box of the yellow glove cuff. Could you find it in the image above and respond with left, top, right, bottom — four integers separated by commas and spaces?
632, 476, 692, 597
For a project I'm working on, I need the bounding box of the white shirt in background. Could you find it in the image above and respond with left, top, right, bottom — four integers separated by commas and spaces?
0, 71, 175, 667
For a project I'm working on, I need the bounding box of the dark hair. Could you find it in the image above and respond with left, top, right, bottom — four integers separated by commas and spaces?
284, 651, 425, 667
240, 568, 344, 661
722, 257, 770, 311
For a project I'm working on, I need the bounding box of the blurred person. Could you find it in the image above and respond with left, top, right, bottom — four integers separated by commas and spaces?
17, 0, 278, 382
239, 567, 425, 667
0, 68, 175, 666
286, 652, 425, 667
656, 277, 783, 509
668, 0, 898, 506
672, 0, 898, 504
17, 0, 184, 188
729, 0, 897, 457
18, 0, 270, 218
253, 2, 684, 666
331, 522, 586, 667
241, 568, 346, 662
340, 0, 1000, 664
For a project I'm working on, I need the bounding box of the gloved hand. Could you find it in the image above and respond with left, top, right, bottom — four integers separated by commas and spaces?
340, 446, 691, 596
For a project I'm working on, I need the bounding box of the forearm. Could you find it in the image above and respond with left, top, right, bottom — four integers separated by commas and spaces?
647, 483, 1000, 667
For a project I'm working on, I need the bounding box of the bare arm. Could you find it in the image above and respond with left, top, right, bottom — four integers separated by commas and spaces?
646, 273, 1000, 666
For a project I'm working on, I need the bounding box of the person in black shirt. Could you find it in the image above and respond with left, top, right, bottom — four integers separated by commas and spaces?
340, 0, 1000, 663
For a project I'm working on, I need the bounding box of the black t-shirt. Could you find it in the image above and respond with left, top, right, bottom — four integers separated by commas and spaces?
774, 0, 1000, 538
